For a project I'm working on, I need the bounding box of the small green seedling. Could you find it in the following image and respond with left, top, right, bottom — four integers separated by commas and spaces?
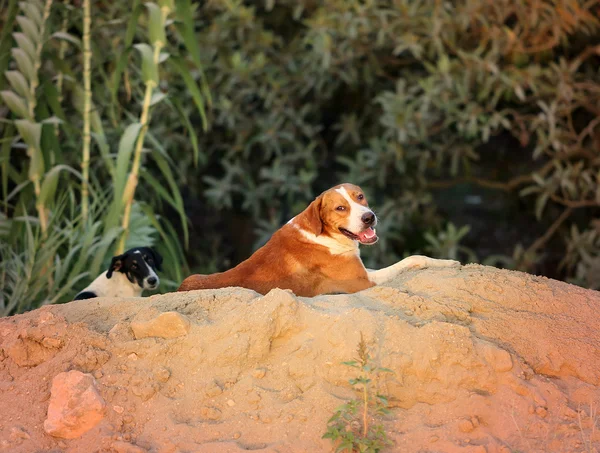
323, 333, 394, 452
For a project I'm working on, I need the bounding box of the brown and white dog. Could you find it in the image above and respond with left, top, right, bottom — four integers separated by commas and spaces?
178, 183, 459, 297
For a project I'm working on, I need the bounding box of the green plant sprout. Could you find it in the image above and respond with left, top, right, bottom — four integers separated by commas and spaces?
323, 333, 394, 453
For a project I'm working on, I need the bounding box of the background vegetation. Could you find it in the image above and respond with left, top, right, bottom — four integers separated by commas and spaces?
1, 0, 599, 315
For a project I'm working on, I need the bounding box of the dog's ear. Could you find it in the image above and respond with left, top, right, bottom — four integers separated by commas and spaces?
303, 195, 323, 236
150, 248, 163, 271
106, 254, 125, 279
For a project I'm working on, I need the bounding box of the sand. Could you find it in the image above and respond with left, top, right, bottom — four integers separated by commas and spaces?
1, 263, 600, 452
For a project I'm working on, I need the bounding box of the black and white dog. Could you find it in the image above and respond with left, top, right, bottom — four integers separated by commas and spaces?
74, 247, 163, 300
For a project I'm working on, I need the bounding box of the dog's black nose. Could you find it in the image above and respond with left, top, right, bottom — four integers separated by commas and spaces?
147, 277, 157, 285
361, 212, 375, 225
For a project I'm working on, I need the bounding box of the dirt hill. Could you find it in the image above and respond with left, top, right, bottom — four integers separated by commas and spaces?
1, 264, 600, 452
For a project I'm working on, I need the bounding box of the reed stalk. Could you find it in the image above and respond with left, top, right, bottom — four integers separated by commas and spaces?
28, 0, 54, 237
116, 38, 164, 254
81, 0, 91, 222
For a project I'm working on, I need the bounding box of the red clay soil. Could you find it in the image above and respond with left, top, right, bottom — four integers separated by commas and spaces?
1, 264, 600, 452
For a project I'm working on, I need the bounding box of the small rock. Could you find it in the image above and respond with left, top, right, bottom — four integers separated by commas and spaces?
429, 435, 439, 443
247, 391, 261, 404
42, 337, 63, 349
130, 312, 191, 339
536, 406, 548, 418
113, 405, 124, 414
154, 367, 171, 383
205, 381, 222, 398
43, 371, 106, 439
199, 406, 222, 420
128, 353, 138, 361
458, 419, 475, 433
252, 368, 267, 379
480, 343, 513, 372
111, 440, 147, 453
93, 370, 103, 379
232, 432, 241, 439
563, 407, 578, 419
533, 393, 547, 406
10, 426, 30, 441
227, 399, 235, 407
108, 323, 134, 342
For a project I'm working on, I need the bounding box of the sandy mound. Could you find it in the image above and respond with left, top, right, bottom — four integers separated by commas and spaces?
1, 264, 600, 452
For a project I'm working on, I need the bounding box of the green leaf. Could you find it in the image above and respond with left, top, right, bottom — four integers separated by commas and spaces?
158, 52, 169, 64
11, 48, 35, 82
19, 2, 43, 28
13, 32, 36, 60
1, 90, 29, 118
171, 97, 202, 166
38, 165, 63, 206
535, 192, 549, 220
151, 151, 189, 247
1, 123, 15, 212
174, 0, 212, 108
51, 31, 82, 48
169, 56, 207, 131
149, 91, 167, 106
109, 0, 142, 120
14, 119, 44, 179
146, 3, 166, 45
438, 53, 450, 73
14, 119, 41, 150
134, 43, 158, 84
125, 0, 142, 46
138, 203, 185, 285
109, 48, 132, 111
42, 79, 66, 121
5, 70, 29, 99
40, 116, 62, 125
16, 15, 39, 42
113, 122, 143, 198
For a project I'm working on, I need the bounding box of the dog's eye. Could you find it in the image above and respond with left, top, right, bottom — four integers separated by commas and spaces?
336, 206, 346, 211
357, 194, 364, 200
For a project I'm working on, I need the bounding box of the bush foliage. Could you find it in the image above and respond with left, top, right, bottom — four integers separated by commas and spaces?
1, 0, 600, 314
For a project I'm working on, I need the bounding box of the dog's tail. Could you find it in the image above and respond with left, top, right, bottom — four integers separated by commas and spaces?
177, 273, 231, 292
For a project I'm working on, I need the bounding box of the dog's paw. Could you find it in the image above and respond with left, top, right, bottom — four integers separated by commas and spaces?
399, 256, 461, 270
433, 258, 461, 268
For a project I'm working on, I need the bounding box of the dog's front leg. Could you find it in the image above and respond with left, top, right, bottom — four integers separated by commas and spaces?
367, 255, 461, 285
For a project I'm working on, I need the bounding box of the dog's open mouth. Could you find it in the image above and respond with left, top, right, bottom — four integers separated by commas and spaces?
339, 227, 378, 245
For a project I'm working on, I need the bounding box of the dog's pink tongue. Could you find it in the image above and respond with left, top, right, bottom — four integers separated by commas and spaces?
358, 227, 376, 242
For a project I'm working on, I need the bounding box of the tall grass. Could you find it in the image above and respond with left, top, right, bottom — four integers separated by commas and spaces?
0, 0, 210, 315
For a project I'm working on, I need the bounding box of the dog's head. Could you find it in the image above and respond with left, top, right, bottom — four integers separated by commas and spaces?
106, 247, 163, 290
298, 183, 378, 246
